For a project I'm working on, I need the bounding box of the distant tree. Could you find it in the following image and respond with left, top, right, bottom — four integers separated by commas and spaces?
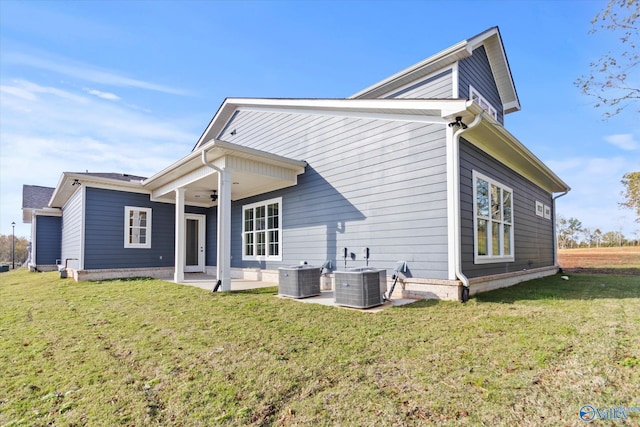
557, 216, 584, 249
575, 0, 639, 118
620, 171, 640, 222
602, 230, 626, 246
582, 227, 603, 247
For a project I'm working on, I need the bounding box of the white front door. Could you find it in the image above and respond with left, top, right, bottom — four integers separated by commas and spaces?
185, 214, 206, 273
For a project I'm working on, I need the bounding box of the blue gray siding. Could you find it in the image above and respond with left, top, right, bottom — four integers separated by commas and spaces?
34, 215, 61, 265
459, 46, 504, 124
84, 188, 175, 269
383, 69, 453, 99
459, 139, 554, 278
222, 109, 450, 280
61, 188, 84, 269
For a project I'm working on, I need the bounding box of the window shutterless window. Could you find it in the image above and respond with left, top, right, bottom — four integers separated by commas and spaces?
472, 171, 514, 263
124, 206, 151, 248
242, 197, 282, 261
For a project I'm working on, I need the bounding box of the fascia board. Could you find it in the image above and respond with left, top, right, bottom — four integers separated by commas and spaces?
466, 120, 570, 193
49, 173, 146, 208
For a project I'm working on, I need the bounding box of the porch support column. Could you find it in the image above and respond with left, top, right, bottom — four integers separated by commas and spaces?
217, 167, 232, 291
174, 187, 186, 283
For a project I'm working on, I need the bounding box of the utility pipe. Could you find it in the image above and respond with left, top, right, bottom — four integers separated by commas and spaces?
449, 111, 484, 302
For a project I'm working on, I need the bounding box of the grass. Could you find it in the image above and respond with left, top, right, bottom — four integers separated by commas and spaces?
1, 270, 639, 426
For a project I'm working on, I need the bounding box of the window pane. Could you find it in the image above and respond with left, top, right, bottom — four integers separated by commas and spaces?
477, 219, 488, 256
245, 233, 254, 256
491, 185, 501, 220
268, 203, 279, 229
244, 209, 254, 232
476, 178, 489, 218
269, 230, 279, 256
503, 191, 512, 223
492, 222, 501, 256
256, 206, 265, 231
129, 228, 138, 244
138, 212, 147, 227
257, 232, 265, 256
503, 224, 511, 256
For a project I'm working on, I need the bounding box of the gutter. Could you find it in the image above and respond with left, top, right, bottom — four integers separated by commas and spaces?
449, 111, 484, 302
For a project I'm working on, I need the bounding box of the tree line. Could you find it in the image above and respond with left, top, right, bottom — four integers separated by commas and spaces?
556, 216, 639, 249
0, 235, 30, 266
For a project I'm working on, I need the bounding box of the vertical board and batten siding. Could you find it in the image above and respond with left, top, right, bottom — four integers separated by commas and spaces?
82, 187, 209, 270
222, 109, 450, 280
60, 188, 84, 270
459, 139, 555, 278
34, 215, 61, 265
458, 45, 504, 124
383, 69, 453, 99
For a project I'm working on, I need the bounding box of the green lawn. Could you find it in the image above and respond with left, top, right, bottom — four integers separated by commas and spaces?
1, 270, 639, 426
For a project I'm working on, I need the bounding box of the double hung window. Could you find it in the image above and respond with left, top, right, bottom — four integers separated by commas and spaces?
473, 172, 514, 263
243, 197, 282, 261
124, 206, 151, 248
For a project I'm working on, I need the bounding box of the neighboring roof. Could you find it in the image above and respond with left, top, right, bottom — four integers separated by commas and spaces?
22, 185, 57, 223
22, 185, 55, 209
350, 27, 521, 114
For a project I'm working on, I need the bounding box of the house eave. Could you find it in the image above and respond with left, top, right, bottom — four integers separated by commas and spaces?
49, 173, 145, 208
463, 116, 570, 194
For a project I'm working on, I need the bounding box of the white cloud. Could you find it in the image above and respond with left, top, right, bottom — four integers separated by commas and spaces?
3, 50, 190, 96
85, 88, 121, 101
0, 78, 201, 237
604, 133, 639, 151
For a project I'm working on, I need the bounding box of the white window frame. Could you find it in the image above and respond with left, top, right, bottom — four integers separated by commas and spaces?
472, 171, 514, 264
124, 206, 152, 249
242, 197, 282, 261
469, 85, 498, 120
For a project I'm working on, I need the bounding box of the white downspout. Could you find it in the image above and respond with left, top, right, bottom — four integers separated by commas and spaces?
202, 150, 232, 292
448, 111, 484, 301
552, 190, 569, 269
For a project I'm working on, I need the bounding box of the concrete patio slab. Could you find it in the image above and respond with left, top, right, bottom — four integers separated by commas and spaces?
278, 290, 418, 312
173, 274, 419, 311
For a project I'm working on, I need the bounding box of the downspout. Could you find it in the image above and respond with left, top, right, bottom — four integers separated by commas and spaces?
201, 150, 231, 292
552, 190, 569, 270
450, 111, 484, 302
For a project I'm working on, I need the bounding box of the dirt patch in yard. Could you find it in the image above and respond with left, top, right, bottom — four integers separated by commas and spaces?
558, 247, 640, 275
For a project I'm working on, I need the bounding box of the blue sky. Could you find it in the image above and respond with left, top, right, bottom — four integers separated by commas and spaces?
1, 0, 638, 240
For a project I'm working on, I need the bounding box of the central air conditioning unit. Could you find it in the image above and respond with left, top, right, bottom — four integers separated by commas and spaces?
334, 268, 387, 309
278, 265, 321, 298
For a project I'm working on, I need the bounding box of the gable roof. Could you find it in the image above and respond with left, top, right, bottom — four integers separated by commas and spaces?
349, 27, 521, 114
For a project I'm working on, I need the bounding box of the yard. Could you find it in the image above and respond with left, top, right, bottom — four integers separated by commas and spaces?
1, 269, 639, 426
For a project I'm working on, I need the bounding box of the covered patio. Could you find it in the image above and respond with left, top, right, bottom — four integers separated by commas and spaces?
144, 139, 306, 292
